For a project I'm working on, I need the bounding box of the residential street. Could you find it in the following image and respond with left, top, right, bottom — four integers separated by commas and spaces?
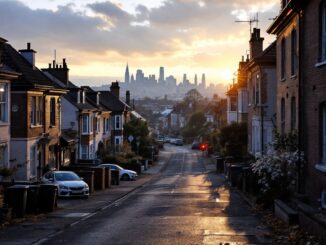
0, 145, 272, 244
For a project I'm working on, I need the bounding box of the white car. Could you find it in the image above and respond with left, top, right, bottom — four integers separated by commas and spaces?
97, 164, 138, 181
41, 171, 89, 198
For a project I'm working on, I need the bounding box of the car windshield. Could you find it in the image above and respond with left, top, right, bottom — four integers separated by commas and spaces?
112, 165, 123, 170
55, 172, 81, 181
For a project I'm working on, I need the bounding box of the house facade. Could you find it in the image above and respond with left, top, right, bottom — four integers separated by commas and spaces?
247, 29, 277, 155
267, 1, 299, 135
2, 42, 66, 180
300, 0, 326, 207
43, 62, 112, 163
0, 38, 19, 170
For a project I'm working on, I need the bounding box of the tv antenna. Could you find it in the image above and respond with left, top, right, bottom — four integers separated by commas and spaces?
235, 13, 259, 35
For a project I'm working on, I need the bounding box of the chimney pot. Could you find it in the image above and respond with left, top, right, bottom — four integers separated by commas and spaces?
27, 42, 31, 50
49, 63, 51, 68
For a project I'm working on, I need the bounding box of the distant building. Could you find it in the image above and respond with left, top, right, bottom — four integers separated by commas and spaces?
159, 67, 165, 83
124, 63, 130, 84
194, 74, 198, 86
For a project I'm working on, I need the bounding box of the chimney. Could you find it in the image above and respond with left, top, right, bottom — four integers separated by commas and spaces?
110, 81, 120, 98
249, 28, 264, 59
19, 42, 36, 67
0, 37, 7, 64
43, 58, 69, 87
126, 90, 130, 105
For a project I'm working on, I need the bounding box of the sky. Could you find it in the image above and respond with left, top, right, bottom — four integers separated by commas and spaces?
0, 0, 279, 87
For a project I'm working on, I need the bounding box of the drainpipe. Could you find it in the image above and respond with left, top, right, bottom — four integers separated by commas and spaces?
259, 66, 264, 155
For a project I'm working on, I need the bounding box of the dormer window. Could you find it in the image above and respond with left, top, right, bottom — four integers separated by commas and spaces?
77, 91, 80, 103
0, 83, 8, 123
96, 93, 100, 105
82, 91, 85, 104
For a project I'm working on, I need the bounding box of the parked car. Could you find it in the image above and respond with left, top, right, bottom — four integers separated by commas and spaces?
41, 171, 89, 198
97, 164, 138, 181
191, 141, 200, 149
174, 139, 183, 146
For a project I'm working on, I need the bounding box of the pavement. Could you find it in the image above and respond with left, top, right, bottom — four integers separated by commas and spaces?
0, 148, 172, 245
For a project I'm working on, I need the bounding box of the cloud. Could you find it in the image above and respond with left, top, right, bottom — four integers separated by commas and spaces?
0, 0, 279, 84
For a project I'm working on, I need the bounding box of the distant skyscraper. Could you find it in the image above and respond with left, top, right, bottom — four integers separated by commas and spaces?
136, 69, 144, 82
183, 74, 187, 84
194, 74, 198, 86
130, 74, 135, 83
124, 63, 130, 83
159, 67, 165, 83
201, 73, 206, 88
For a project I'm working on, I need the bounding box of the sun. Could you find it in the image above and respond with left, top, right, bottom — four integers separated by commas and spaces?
220, 69, 233, 82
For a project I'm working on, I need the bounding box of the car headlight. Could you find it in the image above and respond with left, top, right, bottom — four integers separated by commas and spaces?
59, 185, 69, 190
84, 184, 89, 189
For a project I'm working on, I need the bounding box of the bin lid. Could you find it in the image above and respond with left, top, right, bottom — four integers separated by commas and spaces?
8, 185, 29, 189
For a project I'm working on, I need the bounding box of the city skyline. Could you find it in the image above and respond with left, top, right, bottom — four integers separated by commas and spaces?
0, 0, 278, 87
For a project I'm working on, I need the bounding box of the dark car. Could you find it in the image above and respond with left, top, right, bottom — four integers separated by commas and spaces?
191, 141, 200, 149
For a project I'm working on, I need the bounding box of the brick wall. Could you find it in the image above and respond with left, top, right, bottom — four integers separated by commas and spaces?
302, 0, 326, 206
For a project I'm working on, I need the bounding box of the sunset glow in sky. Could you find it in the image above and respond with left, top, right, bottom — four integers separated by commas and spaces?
0, 0, 279, 86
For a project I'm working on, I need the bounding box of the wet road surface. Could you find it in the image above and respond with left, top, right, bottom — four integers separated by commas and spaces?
42, 146, 271, 245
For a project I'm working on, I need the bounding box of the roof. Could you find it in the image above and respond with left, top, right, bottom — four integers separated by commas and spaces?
99, 91, 130, 112
161, 108, 173, 116
1, 43, 66, 93
267, 1, 302, 34
131, 110, 146, 121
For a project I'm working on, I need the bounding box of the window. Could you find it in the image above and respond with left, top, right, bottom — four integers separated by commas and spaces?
36, 97, 43, 125
0, 144, 7, 167
115, 115, 121, 129
291, 97, 296, 131
255, 74, 260, 105
230, 96, 237, 111
81, 145, 88, 159
321, 2, 326, 61
322, 190, 326, 209
30, 145, 37, 178
0, 84, 7, 123
31, 96, 36, 125
322, 104, 326, 163
96, 117, 100, 133
281, 98, 285, 135
281, 38, 286, 79
50, 98, 56, 126
89, 144, 94, 159
291, 29, 298, 75
89, 114, 93, 133
82, 115, 89, 134
106, 118, 109, 132
115, 136, 121, 145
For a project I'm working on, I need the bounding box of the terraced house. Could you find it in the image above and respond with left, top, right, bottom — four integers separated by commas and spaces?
0, 38, 19, 170
43, 61, 111, 164
1, 42, 67, 180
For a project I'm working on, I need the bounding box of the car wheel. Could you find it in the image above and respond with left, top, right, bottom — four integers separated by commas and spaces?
121, 174, 130, 181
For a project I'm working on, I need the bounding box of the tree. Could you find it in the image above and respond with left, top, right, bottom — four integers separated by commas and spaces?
182, 111, 207, 142
219, 122, 248, 159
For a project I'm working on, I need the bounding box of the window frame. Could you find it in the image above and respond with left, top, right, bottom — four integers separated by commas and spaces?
115, 115, 122, 130
80, 145, 89, 159
291, 29, 298, 76
321, 2, 326, 62
0, 83, 8, 123
281, 38, 286, 79
281, 98, 286, 135
50, 97, 56, 126
82, 114, 89, 134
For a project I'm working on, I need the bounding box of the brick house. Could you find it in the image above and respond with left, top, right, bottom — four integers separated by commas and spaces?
43, 61, 111, 164
246, 29, 277, 155
99, 82, 131, 152
0, 38, 19, 170
267, 0, 299, 135
300, 0, 326, 208
2, 42, 67, 180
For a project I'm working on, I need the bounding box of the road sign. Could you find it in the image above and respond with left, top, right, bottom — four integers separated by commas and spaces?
128, 135, 134, 142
